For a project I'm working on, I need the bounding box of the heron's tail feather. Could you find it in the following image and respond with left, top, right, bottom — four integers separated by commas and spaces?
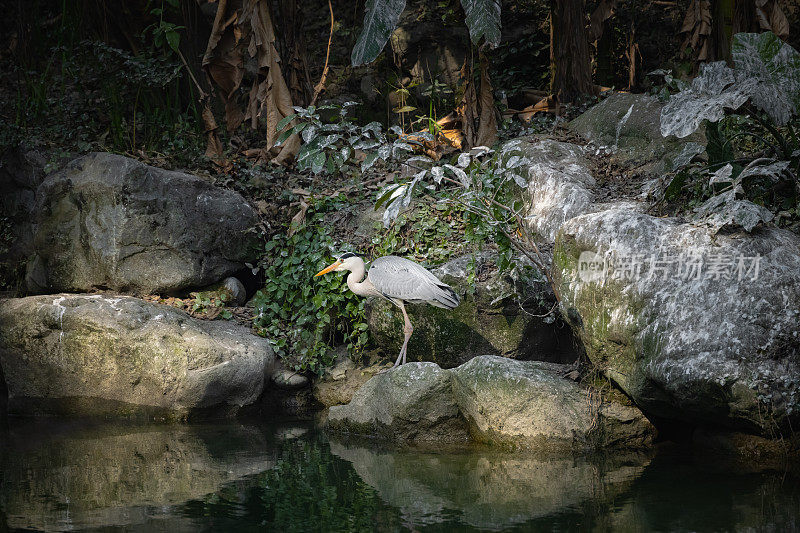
434, 284, 460, 309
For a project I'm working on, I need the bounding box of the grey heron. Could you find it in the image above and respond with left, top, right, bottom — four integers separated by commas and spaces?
315, 252, 460, 368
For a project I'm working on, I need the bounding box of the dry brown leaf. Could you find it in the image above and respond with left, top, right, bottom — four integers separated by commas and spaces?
440, 128, 463, 149
254, 199, 271, 216
755, 0, 789, 39
287, 199, 308, 237
509, 95, 558, 122
202, 102, 224, 161
680, 0, 713, 62
201, 0, 299, 163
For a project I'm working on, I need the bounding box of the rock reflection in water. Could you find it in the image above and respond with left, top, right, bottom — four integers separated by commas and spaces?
0, 420, 274, 532
329, 439, 652, 530
1, 422, 797, 532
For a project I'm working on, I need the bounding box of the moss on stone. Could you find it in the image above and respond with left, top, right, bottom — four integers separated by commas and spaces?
553, 233, 650, 398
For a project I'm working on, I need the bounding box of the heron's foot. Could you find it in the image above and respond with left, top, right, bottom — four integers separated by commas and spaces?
377, 359, 403, 375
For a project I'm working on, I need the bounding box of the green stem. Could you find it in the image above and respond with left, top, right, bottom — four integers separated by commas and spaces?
749, 108, 790, 159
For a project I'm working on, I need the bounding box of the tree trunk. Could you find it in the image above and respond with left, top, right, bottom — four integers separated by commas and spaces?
711, 0, 734, 62
550, 0, 594, 103
595, 17, 614, 87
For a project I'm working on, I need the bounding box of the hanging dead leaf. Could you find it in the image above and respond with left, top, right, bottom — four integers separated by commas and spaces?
202, 102, 224, 161
680, 0, 712, 62
201, 0, 300, 164
755, 0, 789, 39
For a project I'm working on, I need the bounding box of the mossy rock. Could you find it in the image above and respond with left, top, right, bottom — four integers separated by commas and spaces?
366, 253, 578, 368
0, 294, 272, 419
327, 356, 656, 451
27, 153, 259, 294
327, 362, 468, 443
451, 356, 655, 450
553, 207, 800, 434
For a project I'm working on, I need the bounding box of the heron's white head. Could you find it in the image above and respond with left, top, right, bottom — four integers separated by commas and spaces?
314, 252, 364, 277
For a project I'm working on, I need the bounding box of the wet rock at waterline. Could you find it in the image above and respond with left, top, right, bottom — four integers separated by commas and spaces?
313, 349, 386, 408
327, 356, 654, 449
0, 294, 272, 418
366, 252, 578, 368
452, 356, 655, 449
26, 152, 259, 294
327, 362, 469, 443
0, 422, 273, 531
553, 209, 800, 433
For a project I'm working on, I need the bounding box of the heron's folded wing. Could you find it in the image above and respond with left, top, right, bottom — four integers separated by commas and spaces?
368, 256, 456, 305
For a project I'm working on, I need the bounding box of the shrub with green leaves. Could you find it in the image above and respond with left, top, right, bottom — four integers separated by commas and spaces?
276, 103, 414, 177
375, 143, 547, 279
659, 31, 800, 232
251, 199, 368, 374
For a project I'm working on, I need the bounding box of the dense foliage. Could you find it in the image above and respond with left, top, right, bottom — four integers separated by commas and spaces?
660, 32, 800, 233
251, 197, 369, 374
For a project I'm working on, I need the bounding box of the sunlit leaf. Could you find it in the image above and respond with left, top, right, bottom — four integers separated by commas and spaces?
460, 0, 501, 48
732, 31, 800, 125
351, 0, 407, 66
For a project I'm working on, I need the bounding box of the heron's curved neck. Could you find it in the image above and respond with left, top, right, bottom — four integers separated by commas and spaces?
345, 260, 372, 297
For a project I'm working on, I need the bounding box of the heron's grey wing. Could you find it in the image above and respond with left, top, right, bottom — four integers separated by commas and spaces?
368, 256, 460, 309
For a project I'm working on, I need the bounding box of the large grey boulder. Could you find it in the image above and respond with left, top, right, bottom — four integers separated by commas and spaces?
452, 356, 655, 449
519, 139, 602, 242
327, 356, 654, 449
554, 208, 800, 433
569, 92, 704, 175
0, 294, 272, 418
327, 362, 468, 443
27, 152, 259, 294
511, 134, 800, 435
366, 252, 577, 368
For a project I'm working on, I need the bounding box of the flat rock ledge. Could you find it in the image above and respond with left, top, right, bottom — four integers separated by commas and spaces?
0, 294, 273, 419
327, 356, 655, 450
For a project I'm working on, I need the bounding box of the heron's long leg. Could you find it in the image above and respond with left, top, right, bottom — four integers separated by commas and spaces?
394, 300, 413, 367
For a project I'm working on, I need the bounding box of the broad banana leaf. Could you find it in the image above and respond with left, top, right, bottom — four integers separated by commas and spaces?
732, 32, 800, 126
351, 0, 407, 66
460, 0, 501, 49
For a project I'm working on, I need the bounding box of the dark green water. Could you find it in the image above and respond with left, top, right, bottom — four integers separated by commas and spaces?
0, 420, 797, 532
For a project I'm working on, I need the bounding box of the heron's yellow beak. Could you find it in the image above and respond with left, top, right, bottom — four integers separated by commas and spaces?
315, 259, 342, 277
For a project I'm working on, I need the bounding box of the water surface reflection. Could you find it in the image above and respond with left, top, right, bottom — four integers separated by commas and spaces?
0, 420, 796, 531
